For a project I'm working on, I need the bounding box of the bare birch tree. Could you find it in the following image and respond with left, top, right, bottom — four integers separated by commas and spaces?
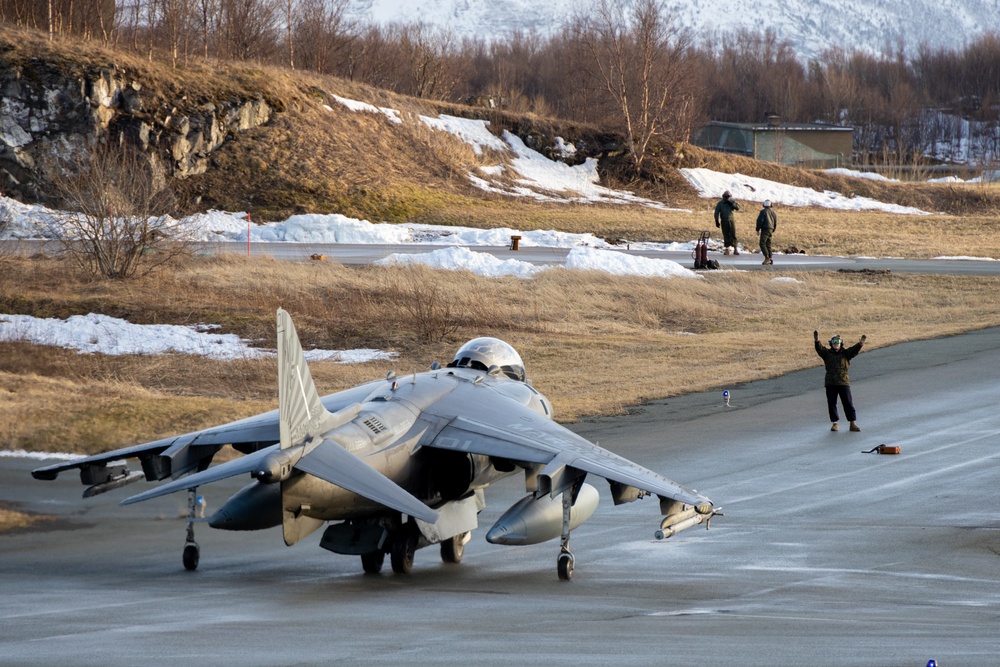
293, 0, 353, 74
46, 142, 189, 279
159, 0, 193, 68
283, 0, 296, 69
395, 23, 461, 100
219, 0, 279, 61
575, 0, 696, 173
197, 0, 217, 57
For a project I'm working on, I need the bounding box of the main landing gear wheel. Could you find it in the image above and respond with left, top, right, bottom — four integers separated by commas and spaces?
440, 532, 468, 564
557, 551, 574, 581
391, 533, 417, 574
183, 542, 200, 571
361, 550, 385, 574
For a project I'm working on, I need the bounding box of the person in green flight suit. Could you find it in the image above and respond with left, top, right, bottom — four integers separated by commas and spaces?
714, 190, 740, 255
814, 331, 867, 432
756, 200, 777, 265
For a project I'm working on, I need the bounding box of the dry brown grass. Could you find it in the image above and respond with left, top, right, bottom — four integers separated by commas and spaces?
771, 207, 1000, 259
3, 254, 1000, 454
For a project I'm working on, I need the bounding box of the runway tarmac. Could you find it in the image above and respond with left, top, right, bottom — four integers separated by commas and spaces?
204, 242, 1000, 276
6, 238, 1000, 275
2, 327, 999, 666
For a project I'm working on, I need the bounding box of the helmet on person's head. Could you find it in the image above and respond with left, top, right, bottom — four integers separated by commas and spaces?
722, 190, 732, 199
763, 199, 771, 207
830, 335, 842, 345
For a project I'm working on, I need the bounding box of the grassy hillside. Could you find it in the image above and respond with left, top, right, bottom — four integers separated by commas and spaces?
4, 23, 998, 235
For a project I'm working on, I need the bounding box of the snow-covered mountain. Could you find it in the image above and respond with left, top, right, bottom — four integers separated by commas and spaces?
347, 0, 996, 61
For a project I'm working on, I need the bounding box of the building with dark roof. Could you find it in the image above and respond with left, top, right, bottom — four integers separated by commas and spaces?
694, 116, 854, 168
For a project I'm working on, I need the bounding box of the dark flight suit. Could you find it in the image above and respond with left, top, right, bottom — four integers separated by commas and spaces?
714, 198, 740, 251
814, 339, 864, 422
756, 207, 777, 262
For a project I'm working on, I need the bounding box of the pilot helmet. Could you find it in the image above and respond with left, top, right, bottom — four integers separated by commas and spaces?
448, 337, 526, 382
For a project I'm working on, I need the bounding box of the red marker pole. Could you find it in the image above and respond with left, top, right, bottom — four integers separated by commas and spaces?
246, 212, 251, 257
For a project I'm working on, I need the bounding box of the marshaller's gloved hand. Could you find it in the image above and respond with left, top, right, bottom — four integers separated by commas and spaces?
861, 335, 867, 343
814, 330, 819, 341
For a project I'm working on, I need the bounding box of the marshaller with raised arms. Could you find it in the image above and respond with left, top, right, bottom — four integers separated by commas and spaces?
32, 309, 719, 580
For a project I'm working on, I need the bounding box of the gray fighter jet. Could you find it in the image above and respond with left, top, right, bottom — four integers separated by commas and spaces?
33, 309, 718, 580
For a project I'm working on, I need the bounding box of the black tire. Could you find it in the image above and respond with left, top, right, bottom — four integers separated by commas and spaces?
390, 534, 416, 574
557, 552, 574, 581
440, 532, 467, 564
361, 550, 385, 574
183, 543, 200, 571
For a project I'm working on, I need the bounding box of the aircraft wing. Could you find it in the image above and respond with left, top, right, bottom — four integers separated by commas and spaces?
427, 400, 711, 510
116, 438, 438, 523
118, 445, 277, 505
31, 381, 382, 486
31, 413, 280, 482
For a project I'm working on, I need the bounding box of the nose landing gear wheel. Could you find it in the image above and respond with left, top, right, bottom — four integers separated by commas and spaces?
183, 542, 200, 571
557, 551, 574, 581
361, 550, 385, 574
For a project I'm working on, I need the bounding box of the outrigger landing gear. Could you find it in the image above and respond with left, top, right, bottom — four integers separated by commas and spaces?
182, 488, 203, 571
556, 488, 575, 581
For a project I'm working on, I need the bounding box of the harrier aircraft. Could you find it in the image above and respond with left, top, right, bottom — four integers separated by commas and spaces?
33, 309, 719, 580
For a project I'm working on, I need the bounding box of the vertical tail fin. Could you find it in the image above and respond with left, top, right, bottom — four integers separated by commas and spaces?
277, 307, 331, 546
277, 308, 331, 450
275, 309, 439, 546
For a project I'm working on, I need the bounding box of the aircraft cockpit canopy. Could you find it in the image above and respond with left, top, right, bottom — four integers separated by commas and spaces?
448, 337, 526, 382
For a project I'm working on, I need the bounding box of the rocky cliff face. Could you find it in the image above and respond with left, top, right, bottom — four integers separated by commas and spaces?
0, 57, 274, 202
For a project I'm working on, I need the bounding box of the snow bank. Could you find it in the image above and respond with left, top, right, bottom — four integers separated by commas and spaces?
680, 168, 930, 215
0, 313, 396, 363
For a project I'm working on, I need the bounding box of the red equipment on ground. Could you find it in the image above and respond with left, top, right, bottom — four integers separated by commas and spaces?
693, 231, 716, 270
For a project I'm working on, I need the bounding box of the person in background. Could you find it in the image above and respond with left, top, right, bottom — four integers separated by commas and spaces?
714, 190, 740, 255
756, 200, 777, 265
814, 331, 866, 432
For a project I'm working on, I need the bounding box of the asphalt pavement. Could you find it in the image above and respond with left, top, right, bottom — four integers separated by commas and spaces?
2, 327, 999, 666
206, 241, 1000, 275
6, 238, 1000, 274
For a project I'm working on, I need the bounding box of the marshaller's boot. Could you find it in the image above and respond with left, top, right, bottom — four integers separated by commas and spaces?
849, 421, 861, 432
724, 247, 731, 255
831, 422, 839, 431
734, 248, 740, 255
